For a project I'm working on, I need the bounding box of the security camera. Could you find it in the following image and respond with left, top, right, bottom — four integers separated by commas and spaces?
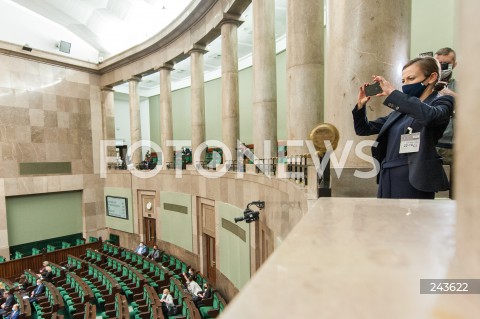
234, 209, 260, 223
234, 200, 265, 223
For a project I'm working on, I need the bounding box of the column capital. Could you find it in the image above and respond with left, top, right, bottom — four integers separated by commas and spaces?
101, 86, 115, 92
155, 62, 175, 71
218, 13, 244, 28
187, 43, 208, 55
127, 75, 142, 83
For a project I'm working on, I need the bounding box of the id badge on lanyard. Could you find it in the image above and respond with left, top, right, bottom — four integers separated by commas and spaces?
399, 127, 420, 154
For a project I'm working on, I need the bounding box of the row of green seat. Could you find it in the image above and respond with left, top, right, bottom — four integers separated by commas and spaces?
83, 249, 104, 264
106, 255, 161, 290
157, 252, 226, 318
130, 284, 164, 319
102, 293, 129, 319
82, 263, 121, 308
101, 243, 181, 285
67, 255, 85, 271
65, 254, 132, 319
85, 249, 147, 301
10, 237, 92, 260
161, 254, 189, 280
28, 280, 64, 318
24, 267, 64, 318
57, 272, 93, 316
198, 291, 226, 319
101, 243, 227, 319
165, 277, 199, 319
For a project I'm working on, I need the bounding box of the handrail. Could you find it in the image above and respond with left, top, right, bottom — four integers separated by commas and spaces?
43, 281, 65, 312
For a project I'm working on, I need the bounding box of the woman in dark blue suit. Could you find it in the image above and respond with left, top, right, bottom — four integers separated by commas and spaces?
352, 57, 454, 199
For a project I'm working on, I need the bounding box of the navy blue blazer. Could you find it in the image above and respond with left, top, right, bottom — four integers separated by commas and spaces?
353, 90, 454, 192
32, 284, 45, 296
6, 310, 19, 319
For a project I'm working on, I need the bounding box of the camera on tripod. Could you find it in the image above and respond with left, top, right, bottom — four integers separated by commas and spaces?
234, 201, 265, 223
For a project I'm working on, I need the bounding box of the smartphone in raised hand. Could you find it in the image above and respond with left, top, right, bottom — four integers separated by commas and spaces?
364, 82, 383, 97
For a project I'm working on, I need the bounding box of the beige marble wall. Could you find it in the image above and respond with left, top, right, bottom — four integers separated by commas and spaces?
105, 169, 310, 252
0, 55, 97, 177
0, 54, 106, 259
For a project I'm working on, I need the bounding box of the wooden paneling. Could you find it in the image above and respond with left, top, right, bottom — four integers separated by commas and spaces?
0, 241, 101, 280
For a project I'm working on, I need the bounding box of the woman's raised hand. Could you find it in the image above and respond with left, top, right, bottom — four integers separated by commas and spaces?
372, 75, 395, 96
357, 83, 370, 109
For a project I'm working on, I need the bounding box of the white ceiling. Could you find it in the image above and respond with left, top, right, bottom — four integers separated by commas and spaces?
124, 1, 287, 97
9, 0, 194, 58
0, 0, 287, 96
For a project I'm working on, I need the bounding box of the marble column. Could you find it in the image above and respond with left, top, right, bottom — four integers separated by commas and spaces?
253, 0, 277, 159
286, 0, 324, 155
436, 0, 480, 316
325, 0, 411, 167
101, 87, 116, 158
129, 76, 142, 165
159, 63, 174, 165
189, 45, 208, 162
220, 15, 242, 159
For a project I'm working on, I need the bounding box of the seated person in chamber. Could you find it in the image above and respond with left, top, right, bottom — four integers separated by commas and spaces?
160, 288, 176, 317
38, 261, 49, 274
185, 276, 203, 305
5, 303, 20, 319
352, 56, 453, 199
134, 241, 148, 256
16, 275, 29, 291
38, 266, 53, 282
0, 291, 15, 316
200, 282, 212, 299
29, 279, 45, 303
147, 244, 161, 261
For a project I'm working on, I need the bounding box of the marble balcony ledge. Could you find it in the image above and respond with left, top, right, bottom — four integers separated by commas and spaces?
219, 198, 478, 319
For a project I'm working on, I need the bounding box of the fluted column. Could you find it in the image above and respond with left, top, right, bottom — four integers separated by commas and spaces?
286, 0, 324, 155
253, 0, 277, 159
159, 63, 174, 165
129, 76, 142, 165
101, 87, 116, 158
189, 45, 208, 161
220, 15, 242, 158
325, 0, 411, 167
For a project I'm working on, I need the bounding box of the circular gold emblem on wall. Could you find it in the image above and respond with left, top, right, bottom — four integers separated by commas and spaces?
309, 123, 340, 156
146, 202, 153, 210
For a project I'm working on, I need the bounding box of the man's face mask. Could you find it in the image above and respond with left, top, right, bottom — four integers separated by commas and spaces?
440, 62, 453, 80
